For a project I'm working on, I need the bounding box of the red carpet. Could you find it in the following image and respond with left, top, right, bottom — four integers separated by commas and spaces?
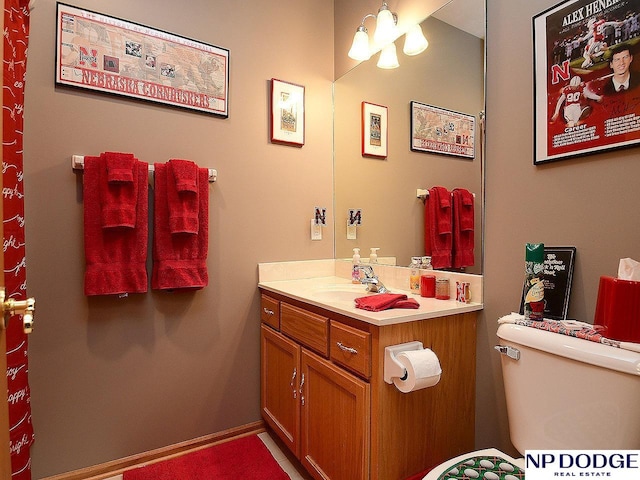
123, 434, 290, 480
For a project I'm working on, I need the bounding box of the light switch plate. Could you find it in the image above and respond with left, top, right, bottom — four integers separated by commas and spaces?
311, 219, 322, 240
347, 223, 356, 240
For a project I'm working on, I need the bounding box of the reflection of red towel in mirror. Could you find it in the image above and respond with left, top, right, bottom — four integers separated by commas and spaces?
424, 186, 452, 269
452, 188, 475, 268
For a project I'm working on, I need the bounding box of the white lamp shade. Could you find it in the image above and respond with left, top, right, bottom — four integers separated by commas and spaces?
374, 7, 396, 47
348, 29, 371, 61
403, 24, 429, 56
377, 42, 399, 69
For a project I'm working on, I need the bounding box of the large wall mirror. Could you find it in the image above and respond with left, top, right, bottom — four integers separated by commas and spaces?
334, 0, 485, 274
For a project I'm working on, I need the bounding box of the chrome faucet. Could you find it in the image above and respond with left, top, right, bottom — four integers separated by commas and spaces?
356, 265, 388, 294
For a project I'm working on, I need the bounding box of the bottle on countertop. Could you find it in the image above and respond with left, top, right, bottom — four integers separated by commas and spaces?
409, 256, 422, 294
352, 248, 362, 284
370, 248, 380, 264
421, 256, 433, 270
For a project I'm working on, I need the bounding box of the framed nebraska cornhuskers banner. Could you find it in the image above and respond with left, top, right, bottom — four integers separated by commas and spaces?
55, 3, 229, 117
534, 0, 640, 164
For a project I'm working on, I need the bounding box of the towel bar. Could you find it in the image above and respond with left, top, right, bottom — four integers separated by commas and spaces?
71, 155, 218, 183
416, 188, 475, 200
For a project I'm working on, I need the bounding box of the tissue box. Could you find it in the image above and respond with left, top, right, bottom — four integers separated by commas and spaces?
594, 276, 640, 343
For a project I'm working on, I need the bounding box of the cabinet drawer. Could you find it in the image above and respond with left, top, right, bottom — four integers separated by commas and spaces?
261, 294, 280, 329
330, 321, 371, 379
281, 303, 328, 357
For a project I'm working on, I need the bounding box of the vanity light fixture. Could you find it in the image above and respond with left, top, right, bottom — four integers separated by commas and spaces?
347, 1, 428, 69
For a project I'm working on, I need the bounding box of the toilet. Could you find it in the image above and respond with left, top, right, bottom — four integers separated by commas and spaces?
423, 321, 640, 479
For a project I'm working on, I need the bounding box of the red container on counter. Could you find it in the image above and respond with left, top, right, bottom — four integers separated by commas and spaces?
420, 275, 436, 298
594, 276, 640, 343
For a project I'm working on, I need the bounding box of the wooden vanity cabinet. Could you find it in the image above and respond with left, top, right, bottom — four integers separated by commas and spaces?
260, 291, 476, 480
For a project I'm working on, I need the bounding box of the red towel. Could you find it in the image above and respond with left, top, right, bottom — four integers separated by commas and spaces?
167, 159, 199, 234
102, 152, 138, 228
452, 188, 475, 268
424, 186, 452, 269
84, 155, 149, 295
355, 293, 420, 312
152, 162, 209, 291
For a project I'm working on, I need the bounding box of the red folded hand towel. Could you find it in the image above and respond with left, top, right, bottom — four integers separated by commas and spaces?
355, 293, 419, 312
84, 155, 149, 296
101, 152, 138, 229
424, 186, 452, 269
152, 162, 209, 291
452, 188, 475, 268
167, 159, 199, 234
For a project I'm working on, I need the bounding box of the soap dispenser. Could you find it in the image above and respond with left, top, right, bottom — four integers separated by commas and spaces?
352, 248, 362, 284
370, 248, 380, 264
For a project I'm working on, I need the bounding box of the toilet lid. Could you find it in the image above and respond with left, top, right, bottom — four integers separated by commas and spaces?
421, 448, 525, 480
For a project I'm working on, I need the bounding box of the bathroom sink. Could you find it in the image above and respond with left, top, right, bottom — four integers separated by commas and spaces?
306, 283, 370, 303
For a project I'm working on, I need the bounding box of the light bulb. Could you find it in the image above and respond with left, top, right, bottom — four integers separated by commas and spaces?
377, 42, 399, 69
374, 5, 397, 47
403, 24, 429, 56
348, 27, 371, 61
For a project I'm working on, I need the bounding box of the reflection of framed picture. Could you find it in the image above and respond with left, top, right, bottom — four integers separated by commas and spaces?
410, 101, 475, 158
55, 3, 229, 117
519, 246, 576, 320
533, 0, 640, 164
270, 79, 305, 147
361, 101, 388, 158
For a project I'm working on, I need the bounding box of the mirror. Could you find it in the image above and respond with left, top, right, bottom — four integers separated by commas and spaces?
333, 0, 485, 273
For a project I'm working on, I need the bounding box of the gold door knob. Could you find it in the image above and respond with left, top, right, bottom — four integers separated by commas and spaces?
0, 288, 35, 334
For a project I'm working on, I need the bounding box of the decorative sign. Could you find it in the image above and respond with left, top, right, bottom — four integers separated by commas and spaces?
520, 246, 577, 320
55, 3, 229, 116
348, 209, 362, 227
314, 207, 327, 226
410, 101, 475, 159
534, 0, 640, 163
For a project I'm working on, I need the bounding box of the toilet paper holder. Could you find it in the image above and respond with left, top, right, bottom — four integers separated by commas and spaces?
383, 341, 424, 384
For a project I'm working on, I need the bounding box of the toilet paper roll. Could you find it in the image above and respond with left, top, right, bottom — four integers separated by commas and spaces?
392, 349, 442, 393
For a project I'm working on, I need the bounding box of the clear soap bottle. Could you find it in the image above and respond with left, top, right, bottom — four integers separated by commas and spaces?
352, 248, 362, 284
409, 257, 421, 294
421, 256, 433, 270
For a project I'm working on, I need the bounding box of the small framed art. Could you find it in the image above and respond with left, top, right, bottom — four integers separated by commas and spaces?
361, 101, 388, 158
270, 78, 305, 147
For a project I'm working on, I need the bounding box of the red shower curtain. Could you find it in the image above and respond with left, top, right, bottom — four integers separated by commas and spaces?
4, 1, 33, 478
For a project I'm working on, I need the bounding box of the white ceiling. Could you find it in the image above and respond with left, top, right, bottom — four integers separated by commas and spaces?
432, 0, 485, 39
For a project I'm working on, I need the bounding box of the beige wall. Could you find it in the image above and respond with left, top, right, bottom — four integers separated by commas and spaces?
480, 0, 640, 454
24, 0, 334, 476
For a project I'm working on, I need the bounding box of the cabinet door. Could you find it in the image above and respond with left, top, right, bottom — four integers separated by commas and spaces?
261, 325, 300, 457
300, 350, 370, 480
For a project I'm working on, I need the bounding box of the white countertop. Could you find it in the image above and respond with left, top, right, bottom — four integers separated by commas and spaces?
258, 276, 483, 326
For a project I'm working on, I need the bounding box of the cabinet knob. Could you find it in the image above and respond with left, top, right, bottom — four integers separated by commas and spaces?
263, 307, 275, 316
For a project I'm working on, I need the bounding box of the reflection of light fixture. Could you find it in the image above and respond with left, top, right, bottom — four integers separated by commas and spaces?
403, 24, 429, 56
377, 42, 399, 69
347, 1, 428, 68
373, 3, 397, 47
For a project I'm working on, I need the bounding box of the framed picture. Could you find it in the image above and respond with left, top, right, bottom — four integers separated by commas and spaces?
519, 246, 577, 320
270, 79, 305, 147
361, 101, 388, 158
55, 3, 229, 117
410, 101, 475, 159
533, 0, 640, 164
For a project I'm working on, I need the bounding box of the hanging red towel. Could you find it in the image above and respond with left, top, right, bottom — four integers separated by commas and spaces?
152, 162, 209, 291
424, 186, 452, 269
84, 155, 149, 295
452, 188, 475, 268
167, 159, 199, 234
102, 152, 138, 228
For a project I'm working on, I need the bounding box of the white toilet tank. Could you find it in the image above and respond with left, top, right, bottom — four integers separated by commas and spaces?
496, 322, 640, 454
